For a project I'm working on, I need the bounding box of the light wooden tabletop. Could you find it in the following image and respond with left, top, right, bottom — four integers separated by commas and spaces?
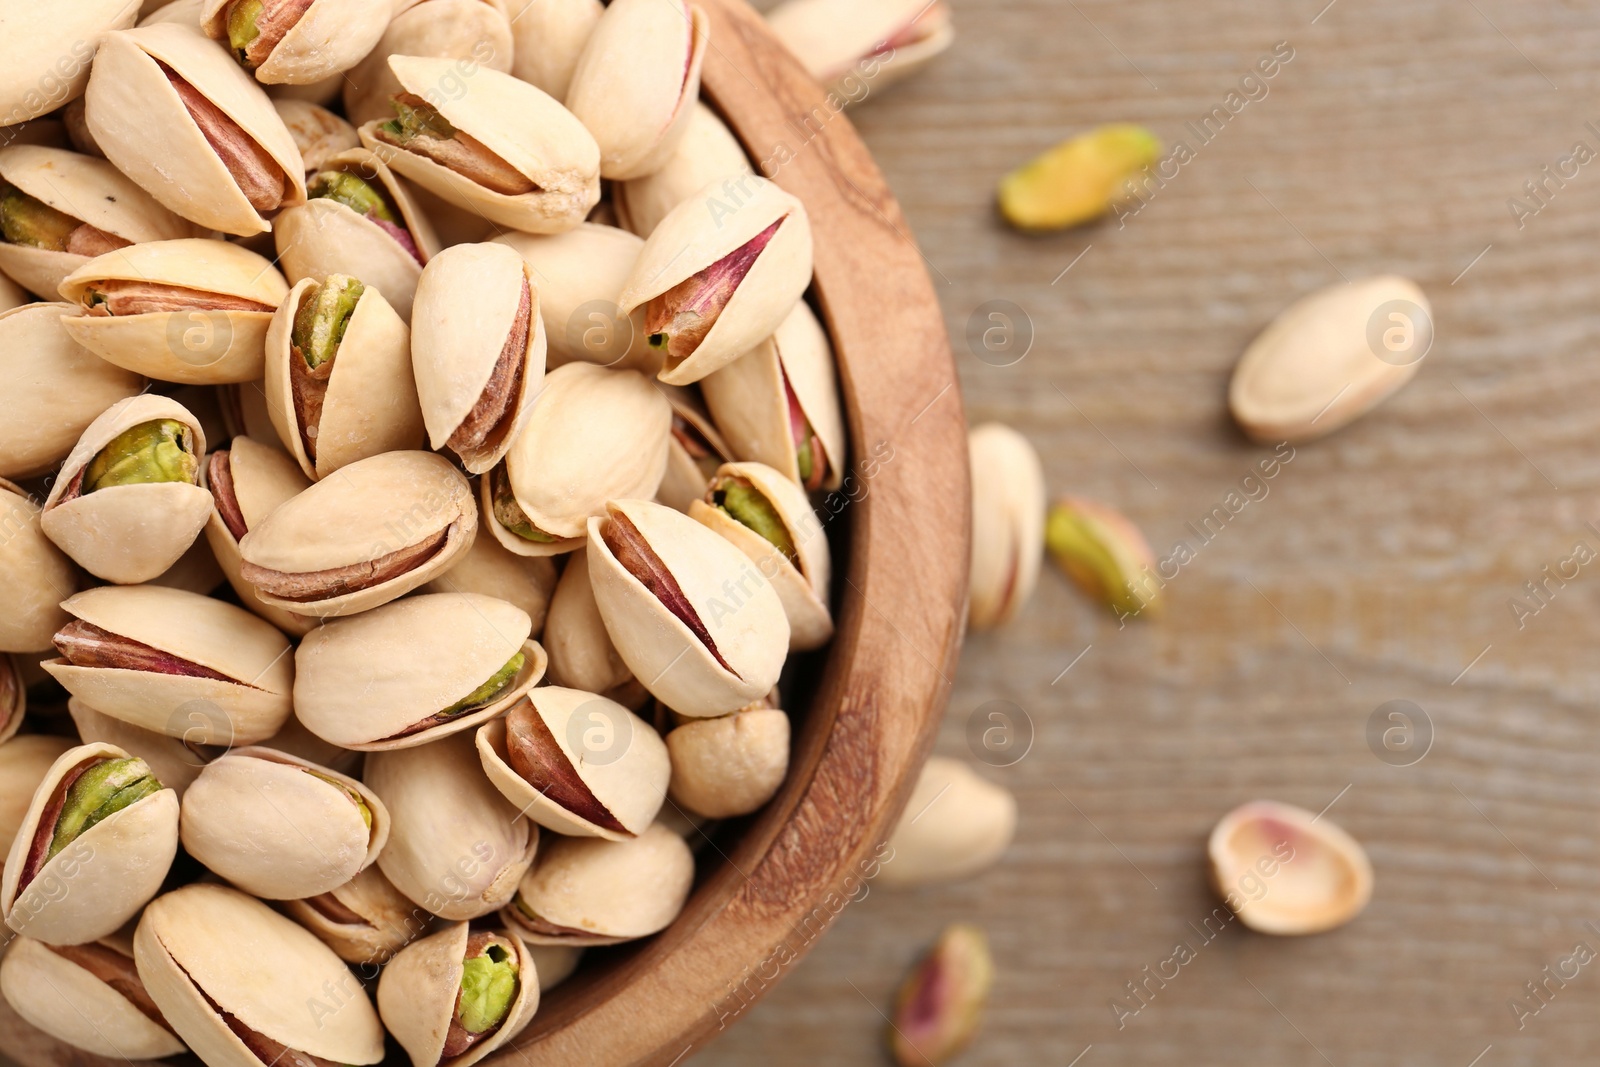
701, 1, 1600, 1064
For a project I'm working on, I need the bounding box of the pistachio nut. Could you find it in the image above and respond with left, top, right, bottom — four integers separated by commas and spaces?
0, 736, 75, 862
68, 696, 217, 799
272, 97, 360, 174
180, 747, 390, 900
0, 0, 137, 127
359, 55, 602, 234
282, 863, 430, 966
587, 498, 790, 716
423, 531, 559, 639
966, 423, 1045, 630
201, 435, 318, 636
58, 238, 292, 385
620, 174, 813, 385
365, 732, 539, 921
0, 654, 22, 746
565, 0, 709, 182
148, 532, 227, 597
341, 0, 514, 128
0, 302, 144, 480
656, 383, 732, 512
295, 592, 545, 751
476, 687, 669, 840
888, 923, 992, 1067
700, 299, 845, 491
1, 741, 179, 945
766, 0, 954, 101
84, 23, 308, 235
615, 102, 751, 238
134, 883, 386, 1067
40, 393, 212, 585
237, 449, 478, 617
689, 460, 833, 650
377, 922, 540, 1067
202, 0, 392, 85
878, 757, 1016, 889
413, 243, 547, 474
275, 148, 441, 322
61, 97, 105, 159
0, 479, 78, 652
0, 266, 26, 310
528, 944, 583, 991
999, 124, 1162, 232
256, 711, 362, 776
501, 822, 693, 946
0, 145, 196, 300
543, 548, 646, 705
44, 584, 296, 745
665, 705, 789, 819
1209, 799, 1374, 935
0, 933, 187, 1060
507, 0, 602, 100
1046, 496, 1159, 620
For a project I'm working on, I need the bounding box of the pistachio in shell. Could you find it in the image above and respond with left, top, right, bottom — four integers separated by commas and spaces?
341, 0, 514, 129
202, 0, 392, 85
67, 696, 218, 800
0, 654, 23, 746
665, 704, 790, 819
0, 266, 26, 310
0, 0, 138, 127
615, 102, 752, 238
0, 479, 78, 652
272, 97, 360, 174
0, 735, 76, 862
507, 0, 602, 99
766, 0, 954, 100
543, 548, 643, 703
656, 383, 732, 512
968, 423, 1046, 630
423, 530, 559, 639
283, 864, 431, 967
878, 757, 1017, 889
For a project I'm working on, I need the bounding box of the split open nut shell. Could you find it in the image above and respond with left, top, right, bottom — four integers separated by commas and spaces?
1208, 799, 1374, 936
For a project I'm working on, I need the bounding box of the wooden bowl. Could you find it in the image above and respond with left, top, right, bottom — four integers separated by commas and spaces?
0, 1, 967, 1063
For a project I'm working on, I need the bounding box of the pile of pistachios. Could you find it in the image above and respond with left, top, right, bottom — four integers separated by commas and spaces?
0, 0, 850, 1062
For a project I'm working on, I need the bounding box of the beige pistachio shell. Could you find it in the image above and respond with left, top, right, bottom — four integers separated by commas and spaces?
615, 102, 751, 238
68, 697, 212, 799
423, 532, 559, 638
0, 145, 198, 299
295, 592, 544, 750
85, 23, 307, 235
148, 533, 226, 596
0, 0, 136, 126
544, 548, 636, 697
656, 384, 732, 512
587, 498, 790, 717
476, 687, 669, 840
135, 883, 385, 1067
202, 435, 318, 637
0, 736, 75, 862
256, 712, 362, 776
1209, 800, 1374, 935
342, 0, 514, 128
0, 480, 77, 652
878, 757, 1016, 889
202, 0, 392, 84
565, 0, 708, 182
238, 449, 478, 617
765, 0, 954, 96
58, 239, 291, 385
1, 741, 180, 945
272, 98, 360, 173
365, 732, 539, 921
0, 654, 22, 745
527, 945, 582, 991
282, 863, 430, 966
377, 922, 540, 1067
220, 379, 282, 444
140, 0, 204, 25
967, 423, 1045, 631
504, 822, 692, 945
0, 302, 144, 479
508, 0, 602, 99
265, 72, 343, 105
39, 393, 211, 585
620, 175, 812, 385
0, 268, 26, 310
666, 707, 789, 819
358, 55, 601, 234
700, 299, 845, 491
0, 935, 187, 1059
43, 584, 296, 745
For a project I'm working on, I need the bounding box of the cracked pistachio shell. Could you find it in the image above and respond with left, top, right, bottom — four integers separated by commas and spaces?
508, 0, 602, 99
272, 98, 360, 174
282, 863, 430, 966
588, 498, 789, 717
378, 922, 540, 1067
358, 55, 601, 234
689, 460, 832, 651
202, 0, 391, 85
295, 592, 545, 751
342, 0, 514, 128
476, 687, 669, 840
0, 480, 78, 652
58, 239, 291, 385
502, 822, 692, 946
701, 299, 845, 492
655, 383, 730, 512
202, 436, 318, 637
2, 741, 180, 945
0, 302, 144, 480
0, 145, 197, 300
44, 584, 295, 744
237, 449, 478, 617
365, 733, 539, 921
766, 0, 953, 98
1209, 800, 1374, 935
180, 747, 391, 899
967, 423, 1045, 631
878, 757, 1016, 889
68, 697, 212, 799
424, 532, 559, 638
413, 243, 547, 473
0, 736, 75, 861
85, 24, 307, 236
615, 102, 751, 238
135, 883, 385, 1067
543, 549, 638, 699
0, 268, 25, 310
0, 1, 136, 126
666, 706, 789, 819
619, 175, 813, 385
565, 0, 708, 182
493, 224, 656, 372
0, 654, 22, 745
40, 394, 211, 585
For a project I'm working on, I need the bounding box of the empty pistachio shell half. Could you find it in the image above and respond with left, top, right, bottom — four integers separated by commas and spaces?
424, 531, 559, 639
502, 822, 693, 946
656, 383, 731, 511
273, 98, 359, 174
565, 0, 709, 182
666, 705, 789, 819
359, 55, 601, 234
0, 735, 75, 862
68, 696, 215, 800
365, 732, 539, 921
412, 243, 547, 474
0, 0, 137, 126
878, 757, 1016, 889
282, 863, 430, 966
477, 687, 669, 840
135, 883, 386, 1067
967, 423, 1045, 630
201, 435, 317, 636
543, 548, 642, 702
616, 102, 751, 238
0, 933, 187, 1059
378, 922, 540, 1067
238, 449, 478, 617
766, 0, 954, 100
341, 0, 514, 128
295, 592, 545, 751
1046, 496, 1159, 619
1, 741, 179, 945
40, 394, 211, 585
0, 480, 77, 652
1209, 800, 1374, 935
44, 584, 296, 745
508, 0, 602, 99
620, 175, 813, 385
888, 923, 992, 1067
202, 0, 391, 85
700, 299, 845, 491
588, 498, 790, 717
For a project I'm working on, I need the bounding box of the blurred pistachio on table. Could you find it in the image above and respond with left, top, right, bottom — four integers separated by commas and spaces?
998, 123, 1162, 231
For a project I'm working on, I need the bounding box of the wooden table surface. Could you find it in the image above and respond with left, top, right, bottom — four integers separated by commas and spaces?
702, 1, 1600, 1064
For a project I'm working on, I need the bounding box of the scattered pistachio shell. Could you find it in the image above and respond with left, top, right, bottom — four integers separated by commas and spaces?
1045, 496, 1159, 620
1209, 799, 1374, 935
766, 0, 953, 100
889, 924, 993, 1067
967, 423, 1044, 630
879, 757, 1015, 889
998, 124, 1161, 231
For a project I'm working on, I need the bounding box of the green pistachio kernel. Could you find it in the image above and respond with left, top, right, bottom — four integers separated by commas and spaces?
306, 771, 373, 832
226, 0, 264, 65
82, 420, 199, 493
307, 171, 398, 224
380, 99, 458, 145
718, 482, 796, 562
458, 943, 518, 1034
48, 758, 162, 862
440, 652, 525, 718
292, 275, 365, 370
0, 183, 78, 251
492, 475, 556, 543
795, 435, 815, 484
